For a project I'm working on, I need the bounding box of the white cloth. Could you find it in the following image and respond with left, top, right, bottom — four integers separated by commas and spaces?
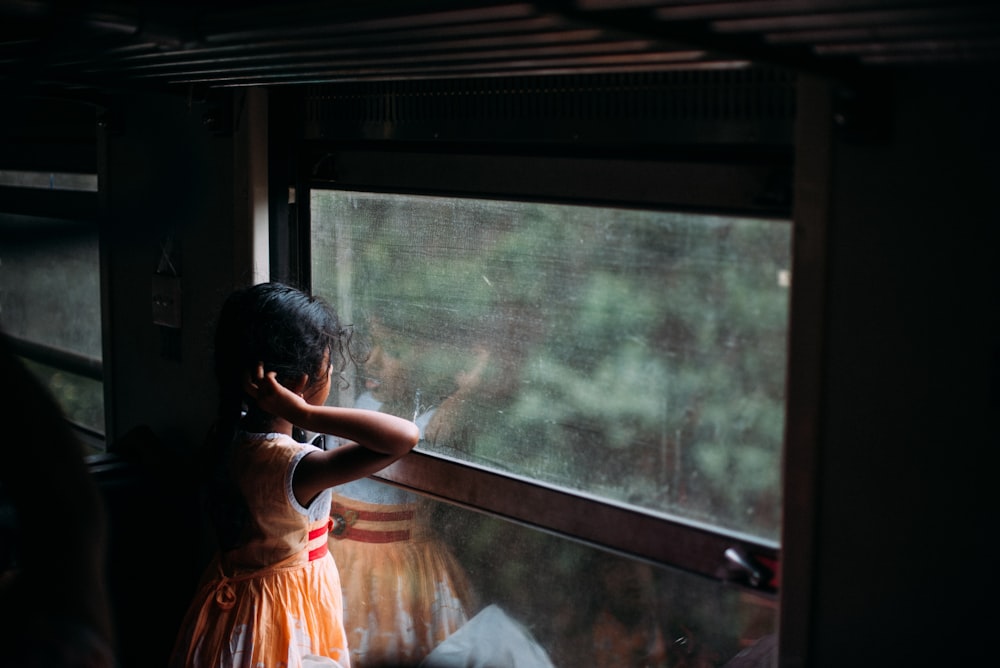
419, 605, 555, 668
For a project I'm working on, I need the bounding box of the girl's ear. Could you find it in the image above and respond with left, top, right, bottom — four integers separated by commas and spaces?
288, 373, 310, 396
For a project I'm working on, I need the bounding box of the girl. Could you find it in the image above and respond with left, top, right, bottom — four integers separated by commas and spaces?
169, 282, 419, 668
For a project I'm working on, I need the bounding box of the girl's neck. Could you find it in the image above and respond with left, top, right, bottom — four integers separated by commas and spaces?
240, 409, 294, 437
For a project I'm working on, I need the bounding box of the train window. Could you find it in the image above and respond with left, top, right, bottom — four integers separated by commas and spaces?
0, 170, 98, 192
311, 189, 790, 542
0, 216, 104, 437
328, 484, 777, 667
0, 172, 104, 444
309, 184, 787, 664
1, 94, 104, 448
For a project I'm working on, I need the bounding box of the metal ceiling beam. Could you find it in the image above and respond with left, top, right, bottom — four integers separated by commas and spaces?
0, 0, 997, 91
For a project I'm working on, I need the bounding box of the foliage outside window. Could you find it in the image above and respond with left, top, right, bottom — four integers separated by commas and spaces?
311, 190, 790, 541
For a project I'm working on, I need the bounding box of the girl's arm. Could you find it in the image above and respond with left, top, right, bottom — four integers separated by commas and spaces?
248, 369, 420, 505
295, 442, 413, 506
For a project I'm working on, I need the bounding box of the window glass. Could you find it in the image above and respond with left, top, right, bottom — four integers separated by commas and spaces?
328, 478, 777, 668
312, 190, 790, 541
0, 222, 104, 434
0, 170, 98, 192
19, 358, 104, 440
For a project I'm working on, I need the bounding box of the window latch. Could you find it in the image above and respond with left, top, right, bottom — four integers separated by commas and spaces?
723, 546, 773, 589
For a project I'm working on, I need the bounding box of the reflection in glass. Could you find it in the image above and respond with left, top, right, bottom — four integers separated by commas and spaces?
323, 391, 479, 667
19, 358, 104, 439
312, 190, 790, 541
330, 480, 777, 667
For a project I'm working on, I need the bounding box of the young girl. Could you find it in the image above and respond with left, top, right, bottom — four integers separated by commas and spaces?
169, 282, 419, 668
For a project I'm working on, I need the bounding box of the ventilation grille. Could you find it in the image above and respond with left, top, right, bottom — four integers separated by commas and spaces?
302, 67, 796, 147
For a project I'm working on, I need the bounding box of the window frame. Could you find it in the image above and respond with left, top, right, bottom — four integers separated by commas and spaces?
0, 197, 108, 445
291, 144, 796, 598
0, 94, 110, 448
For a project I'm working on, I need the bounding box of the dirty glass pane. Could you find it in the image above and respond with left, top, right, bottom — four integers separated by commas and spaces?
312, 190, 790, 541
327, 479, 777, 668
0, 222, 104, 434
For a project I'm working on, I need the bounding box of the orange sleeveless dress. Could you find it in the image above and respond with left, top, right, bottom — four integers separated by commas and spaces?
170, 433, 350, 668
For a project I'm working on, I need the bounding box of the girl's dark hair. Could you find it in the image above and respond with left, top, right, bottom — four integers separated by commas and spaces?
205, 282, 352, 550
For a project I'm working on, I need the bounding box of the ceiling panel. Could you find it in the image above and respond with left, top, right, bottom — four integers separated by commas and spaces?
1, 0, 997, 93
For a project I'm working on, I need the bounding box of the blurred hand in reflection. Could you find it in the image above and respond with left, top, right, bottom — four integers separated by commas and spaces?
425, 345, 491, 446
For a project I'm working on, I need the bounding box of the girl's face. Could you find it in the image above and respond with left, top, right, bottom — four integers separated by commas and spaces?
364, 342, 410, 406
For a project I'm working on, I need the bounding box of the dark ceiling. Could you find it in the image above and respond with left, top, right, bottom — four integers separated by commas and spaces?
2, 0, 998, 95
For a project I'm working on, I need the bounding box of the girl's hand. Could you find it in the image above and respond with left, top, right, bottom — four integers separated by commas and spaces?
426, 346, 491, 444
454, 346, 491, 394
244, 363, 307, 422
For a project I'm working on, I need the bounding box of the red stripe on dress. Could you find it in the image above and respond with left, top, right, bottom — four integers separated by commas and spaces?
336, 527, 410, 543
330, 507, 415, 522
307, 517, 333, 559
308, 516, 335, 540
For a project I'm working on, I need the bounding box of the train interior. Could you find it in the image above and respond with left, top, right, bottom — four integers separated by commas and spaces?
1, 1, 997, 666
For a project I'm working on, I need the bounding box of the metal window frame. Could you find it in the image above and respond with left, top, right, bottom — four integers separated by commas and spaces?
289, 143, 795, 597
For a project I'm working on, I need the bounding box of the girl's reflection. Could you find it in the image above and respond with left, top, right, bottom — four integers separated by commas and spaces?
323, 322, 480, 668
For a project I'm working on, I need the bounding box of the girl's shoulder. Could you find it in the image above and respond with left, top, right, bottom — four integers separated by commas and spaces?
238, 431, 302, 447
236, 431, 313, 467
